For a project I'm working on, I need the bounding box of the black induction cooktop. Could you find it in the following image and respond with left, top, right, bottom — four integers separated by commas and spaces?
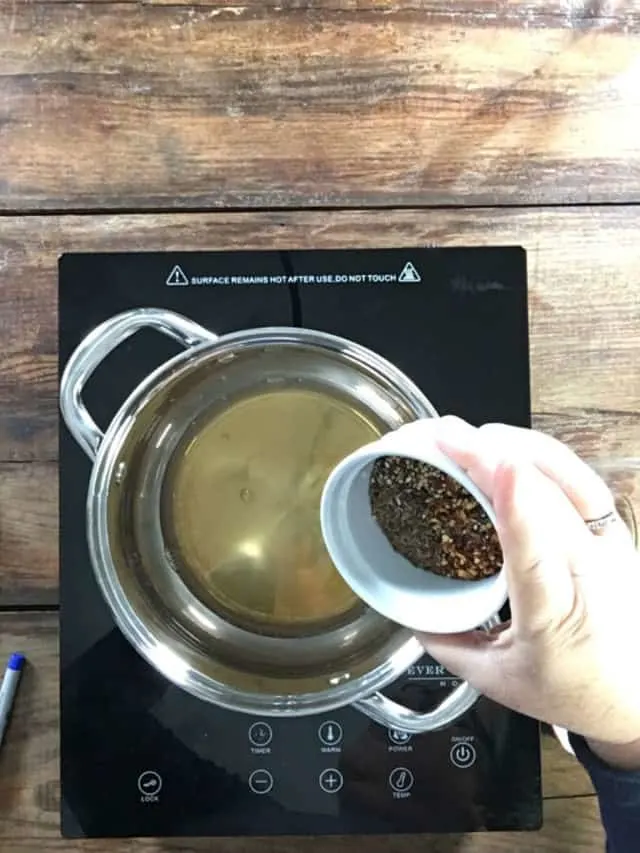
59, 247, 541, 838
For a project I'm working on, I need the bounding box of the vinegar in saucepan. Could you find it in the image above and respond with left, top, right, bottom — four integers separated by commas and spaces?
162, 385, 383, 635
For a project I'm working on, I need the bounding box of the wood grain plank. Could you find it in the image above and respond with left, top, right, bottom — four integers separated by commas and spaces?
0, 612, 601, 853
1, 207, 639, 461
1, 207, 639, 462
0, 356, 57, 463
27, 0, 640, 15
2, 3, 640, 209
0, 463, 58, 608
541, 732, 594, 801
0, 800, 608, 853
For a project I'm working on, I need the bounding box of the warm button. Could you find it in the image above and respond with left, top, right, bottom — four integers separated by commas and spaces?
318, 721, 343, 747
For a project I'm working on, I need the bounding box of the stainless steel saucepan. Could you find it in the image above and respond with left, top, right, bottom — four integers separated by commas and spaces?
60, 307, 494, 733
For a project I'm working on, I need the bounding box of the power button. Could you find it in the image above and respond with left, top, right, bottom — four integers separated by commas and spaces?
450, 742, 477, 769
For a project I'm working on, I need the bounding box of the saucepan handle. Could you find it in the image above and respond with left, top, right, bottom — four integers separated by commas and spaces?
60, 308, 218, 461
353, 682, 479, 734
354, 613, 501, 734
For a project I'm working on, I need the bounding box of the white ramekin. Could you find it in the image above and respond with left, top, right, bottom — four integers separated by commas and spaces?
320, 419, 507, 634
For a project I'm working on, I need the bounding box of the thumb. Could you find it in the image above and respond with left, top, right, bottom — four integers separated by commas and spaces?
493, 460, 579, 628
417, 628, 501, 692
419, 628, 546, 718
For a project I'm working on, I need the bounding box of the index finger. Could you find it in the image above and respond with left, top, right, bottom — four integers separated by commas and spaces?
492, 459, 579, 630
433, 417, 583, 627
478, 423, 616, 525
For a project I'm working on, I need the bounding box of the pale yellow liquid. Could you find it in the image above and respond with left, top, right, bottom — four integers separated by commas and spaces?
164, 386, 382, 634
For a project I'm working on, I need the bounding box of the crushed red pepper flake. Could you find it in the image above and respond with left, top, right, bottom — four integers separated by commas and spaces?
369, 456, 502, 580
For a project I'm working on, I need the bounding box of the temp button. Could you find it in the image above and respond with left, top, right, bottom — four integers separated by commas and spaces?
389, 767, 414, 793
248, 769, 274, 794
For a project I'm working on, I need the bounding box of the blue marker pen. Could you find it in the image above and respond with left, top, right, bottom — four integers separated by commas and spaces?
0, 653, 25, 749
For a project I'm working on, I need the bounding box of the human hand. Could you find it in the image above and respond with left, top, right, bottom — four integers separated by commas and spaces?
418, 417, 640, 768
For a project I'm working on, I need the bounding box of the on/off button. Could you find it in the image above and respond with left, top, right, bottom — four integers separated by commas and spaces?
450, 742, 477, 769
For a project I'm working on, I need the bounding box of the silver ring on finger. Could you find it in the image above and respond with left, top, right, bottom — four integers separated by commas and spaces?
584, 511, 619, 536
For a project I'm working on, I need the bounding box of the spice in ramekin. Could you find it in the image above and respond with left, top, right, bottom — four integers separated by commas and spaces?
369, 456, 502, 580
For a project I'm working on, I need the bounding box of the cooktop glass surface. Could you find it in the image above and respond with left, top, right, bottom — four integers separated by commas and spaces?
59, 247, 541, 838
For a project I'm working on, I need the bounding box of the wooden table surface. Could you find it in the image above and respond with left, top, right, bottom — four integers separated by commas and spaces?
1, 0, 640, 850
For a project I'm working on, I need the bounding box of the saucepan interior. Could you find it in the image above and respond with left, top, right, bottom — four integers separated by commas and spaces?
89, 328, 437, 714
